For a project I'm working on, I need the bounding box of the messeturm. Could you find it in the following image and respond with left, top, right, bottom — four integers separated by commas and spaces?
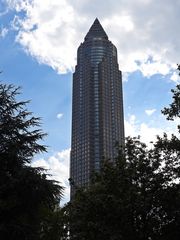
70, 18, 125, 196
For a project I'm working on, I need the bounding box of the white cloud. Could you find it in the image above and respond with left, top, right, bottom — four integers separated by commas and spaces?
8, 0, 84, 73
0, 0, 9, 16
0, 27, 8, 38
57, 113, 64, 119
103, 15, 134, 33
32, 148, 70, 204
170, 72, 180, 83
145, 108, 156, 116
5, 0, 180, 79
0, 9, 8, 17
125, 114, 177, 146
122, 72, 130, 82
125, 114, 137, 137
138, 123, 164, 145
139, 59, 170, 78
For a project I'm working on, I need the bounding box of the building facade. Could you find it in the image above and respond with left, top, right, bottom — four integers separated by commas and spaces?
70, 18, 124, 194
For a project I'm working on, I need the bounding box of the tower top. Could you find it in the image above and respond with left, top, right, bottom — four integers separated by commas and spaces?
85, 18, 108, 41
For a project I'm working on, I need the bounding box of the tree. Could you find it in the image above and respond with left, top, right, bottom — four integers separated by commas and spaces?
0, 83, 63, 240
67, 135, 180, 240
39, 206, 69, 240
162, 64, 180, 132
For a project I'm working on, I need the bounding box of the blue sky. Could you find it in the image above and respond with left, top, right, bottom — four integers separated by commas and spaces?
0, 0, 179, 202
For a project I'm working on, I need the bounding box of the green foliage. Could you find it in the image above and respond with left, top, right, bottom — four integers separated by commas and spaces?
67, 135, 180, 239
162, 65, 180, 132
162, 84, 180, 120
0, 83, 63, 240
39, 207, 69, 240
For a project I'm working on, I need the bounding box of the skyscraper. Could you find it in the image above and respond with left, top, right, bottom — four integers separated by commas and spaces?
70, 18, 124, 194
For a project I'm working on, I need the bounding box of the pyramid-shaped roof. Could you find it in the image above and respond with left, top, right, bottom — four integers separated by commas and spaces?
85, 18, 108, 41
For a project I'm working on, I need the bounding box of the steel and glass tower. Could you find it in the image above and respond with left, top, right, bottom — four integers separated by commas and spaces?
70, 18, 124, 194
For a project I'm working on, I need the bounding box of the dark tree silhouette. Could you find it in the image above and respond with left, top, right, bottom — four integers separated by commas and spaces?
0, 83, 63, 240
162, 65, 180, 132
67, 135, 180, 240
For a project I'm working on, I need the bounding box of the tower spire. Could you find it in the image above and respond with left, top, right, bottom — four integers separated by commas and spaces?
85, 18, 108, 41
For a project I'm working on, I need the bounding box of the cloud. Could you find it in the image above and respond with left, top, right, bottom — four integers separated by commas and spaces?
125, 114, 177, 146
138, 59, 170, 78
125, 114, 138, 139
145, 108, 156, 116
0, 9, 8, 17
32, 148, 70, 204
170, 72, 180, 83
5, 0, 180, 78
57, 113, 64, 119
0, 0, 9, 16
0, 27, 8, 38
7, 0, 83, 73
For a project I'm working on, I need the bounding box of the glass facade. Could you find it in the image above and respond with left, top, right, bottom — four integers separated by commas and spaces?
70, 18, 125, 196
